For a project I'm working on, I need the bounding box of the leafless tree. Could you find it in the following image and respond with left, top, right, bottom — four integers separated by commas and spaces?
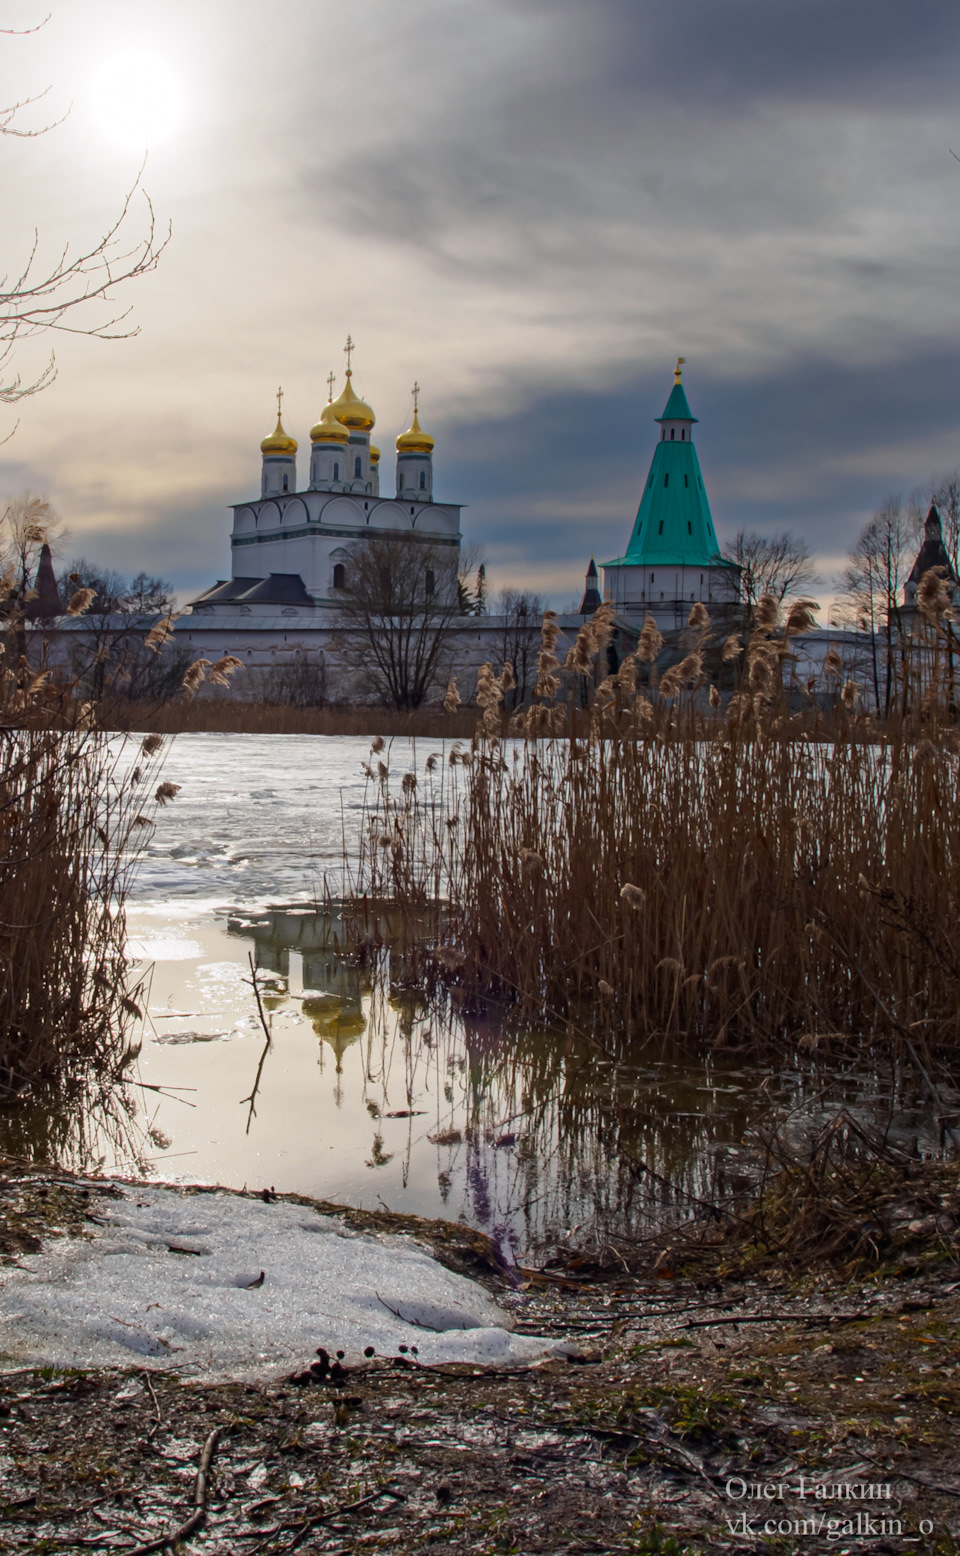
495, 588, 543, 709
334, 533, 461, 710
723, 530, 820, 621
1, 21, 170, 419
839, 497, 913, 715
56, 558, 175, 617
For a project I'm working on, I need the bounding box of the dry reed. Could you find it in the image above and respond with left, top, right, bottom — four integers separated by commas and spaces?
347, 586, 960, 1064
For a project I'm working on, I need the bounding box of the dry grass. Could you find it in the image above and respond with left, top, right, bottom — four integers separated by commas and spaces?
347, 588, 960, 1066
0, 626, 168, 1106
100, 698, 478, 739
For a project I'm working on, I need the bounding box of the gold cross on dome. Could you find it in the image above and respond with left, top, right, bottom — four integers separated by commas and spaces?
674, 356, 686, 383
343, 334, 354, 373
276, 384, 283, 418
411, 380, 420, 414
327, 370, 336, 402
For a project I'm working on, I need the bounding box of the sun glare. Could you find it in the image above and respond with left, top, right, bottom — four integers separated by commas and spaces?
92, 50, 180, 149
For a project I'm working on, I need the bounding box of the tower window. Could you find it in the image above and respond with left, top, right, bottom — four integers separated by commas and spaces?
399, 473, 405, 489
688, 521, 692, 535
661, 429, 665, 441
650, 572, 654, 582
333, 563, 345, 590
658, 521, 664, 535
419, 470, 426, 490
664, 474, 669, 487
282, 475, 288, 492
670, 427, 675, 440
333, 462, 339, 480
681, 429, 686, 441
684, 475, 689, 488
425, 568, 435, 597
354, 456, 362, 478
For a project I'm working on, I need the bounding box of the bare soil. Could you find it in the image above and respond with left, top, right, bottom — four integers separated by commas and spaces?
1, 1161, 959, 1555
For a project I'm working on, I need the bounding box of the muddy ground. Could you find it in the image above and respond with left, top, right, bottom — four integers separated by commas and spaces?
1, 1162, 959, 1555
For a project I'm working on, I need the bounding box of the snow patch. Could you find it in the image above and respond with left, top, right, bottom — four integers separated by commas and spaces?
0, 1184, 560, 1379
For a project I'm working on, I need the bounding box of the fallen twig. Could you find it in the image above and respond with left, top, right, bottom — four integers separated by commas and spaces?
119, 1425, 223, 1555
242, 1485, 406, 1552
682, 1311, 870, 1330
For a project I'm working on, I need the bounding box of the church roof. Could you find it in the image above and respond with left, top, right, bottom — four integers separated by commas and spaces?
577, 557, 603, 615
602, 370, 736, 574
601, 429, 734, 573
189, 574, 315, 609
907, 504, 958, 585
656, 382, 697, 423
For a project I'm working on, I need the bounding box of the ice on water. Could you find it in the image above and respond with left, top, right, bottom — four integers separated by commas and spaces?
0, 1185, 558, 1377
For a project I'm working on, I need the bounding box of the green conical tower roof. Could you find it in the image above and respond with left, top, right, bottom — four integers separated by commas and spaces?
656, 380, 697, 423
601, 363, 737, 575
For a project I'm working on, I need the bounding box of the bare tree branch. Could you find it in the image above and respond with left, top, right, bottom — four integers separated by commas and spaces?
334, 533, 461, 710
1, 24, 171, 411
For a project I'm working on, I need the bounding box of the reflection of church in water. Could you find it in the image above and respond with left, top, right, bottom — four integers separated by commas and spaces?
229, 908, 369, 1079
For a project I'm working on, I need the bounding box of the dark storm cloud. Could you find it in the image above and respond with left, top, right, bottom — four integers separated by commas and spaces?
304, 0, 959, 291
550, 0, 960, 106
442, 344, 960, 593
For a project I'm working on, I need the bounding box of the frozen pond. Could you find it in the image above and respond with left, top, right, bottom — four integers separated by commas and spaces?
8, 733, 926, 1261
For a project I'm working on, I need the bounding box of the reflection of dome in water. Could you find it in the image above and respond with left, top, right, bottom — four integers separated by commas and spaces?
301, 996, 365, 1070
259, 984, 288, 1012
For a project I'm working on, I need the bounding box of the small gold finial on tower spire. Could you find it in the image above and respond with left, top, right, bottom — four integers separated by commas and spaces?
326, 370, 336, 403
674, 356, 686, 383
261, 387, 297, 457
343, 334, 354, 375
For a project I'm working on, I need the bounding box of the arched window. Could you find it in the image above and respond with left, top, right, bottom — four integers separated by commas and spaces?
658, 521, 664, 534
425, 569, 435, 597
419, 470, 426, 490
354, 456, 362, 479
681, 429, 686, 441
333, 563, 345, 590
282, 475, 288, 492
670, 427, 675, 440
661, 429, 665, 441
684, 475, 689, 488
664, 474, 669, 487
333, 462, 339, 480
687, 521, 692, 535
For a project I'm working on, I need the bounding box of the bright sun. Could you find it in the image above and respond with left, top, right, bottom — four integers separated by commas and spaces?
92, 50, 180, 149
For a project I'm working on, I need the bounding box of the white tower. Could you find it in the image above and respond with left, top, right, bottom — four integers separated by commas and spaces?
395, 382, 435, 501
309, 371, 350, 489
260, 388, 297, 497
324, 335, 376, 494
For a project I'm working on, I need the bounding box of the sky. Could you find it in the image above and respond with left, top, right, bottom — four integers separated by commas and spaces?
2, 0, 960, 613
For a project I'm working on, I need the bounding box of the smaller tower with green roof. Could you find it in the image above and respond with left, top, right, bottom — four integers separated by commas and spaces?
600, 360, 739, 625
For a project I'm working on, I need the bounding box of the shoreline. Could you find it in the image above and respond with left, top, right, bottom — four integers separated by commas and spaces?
1, 1155, 957, 1552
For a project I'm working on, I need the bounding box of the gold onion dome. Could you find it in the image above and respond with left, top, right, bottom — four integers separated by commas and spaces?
330, 369, 375, 431
260, 414, 297, 456
310, 400, 350, 444
369, 444, 381, 464
396, 410, 434, 454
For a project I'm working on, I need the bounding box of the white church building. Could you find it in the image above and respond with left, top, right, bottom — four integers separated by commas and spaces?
189, 339, 462, 619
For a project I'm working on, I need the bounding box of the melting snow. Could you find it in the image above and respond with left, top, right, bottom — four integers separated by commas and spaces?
0, 1184, 559, 1378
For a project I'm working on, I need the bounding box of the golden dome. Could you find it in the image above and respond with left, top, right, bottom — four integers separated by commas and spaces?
310, 400, 350, 444
369, 443, 381, 465
330, 369, 375, 432
396, 410, 434, 454
260, 414, 297, 457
